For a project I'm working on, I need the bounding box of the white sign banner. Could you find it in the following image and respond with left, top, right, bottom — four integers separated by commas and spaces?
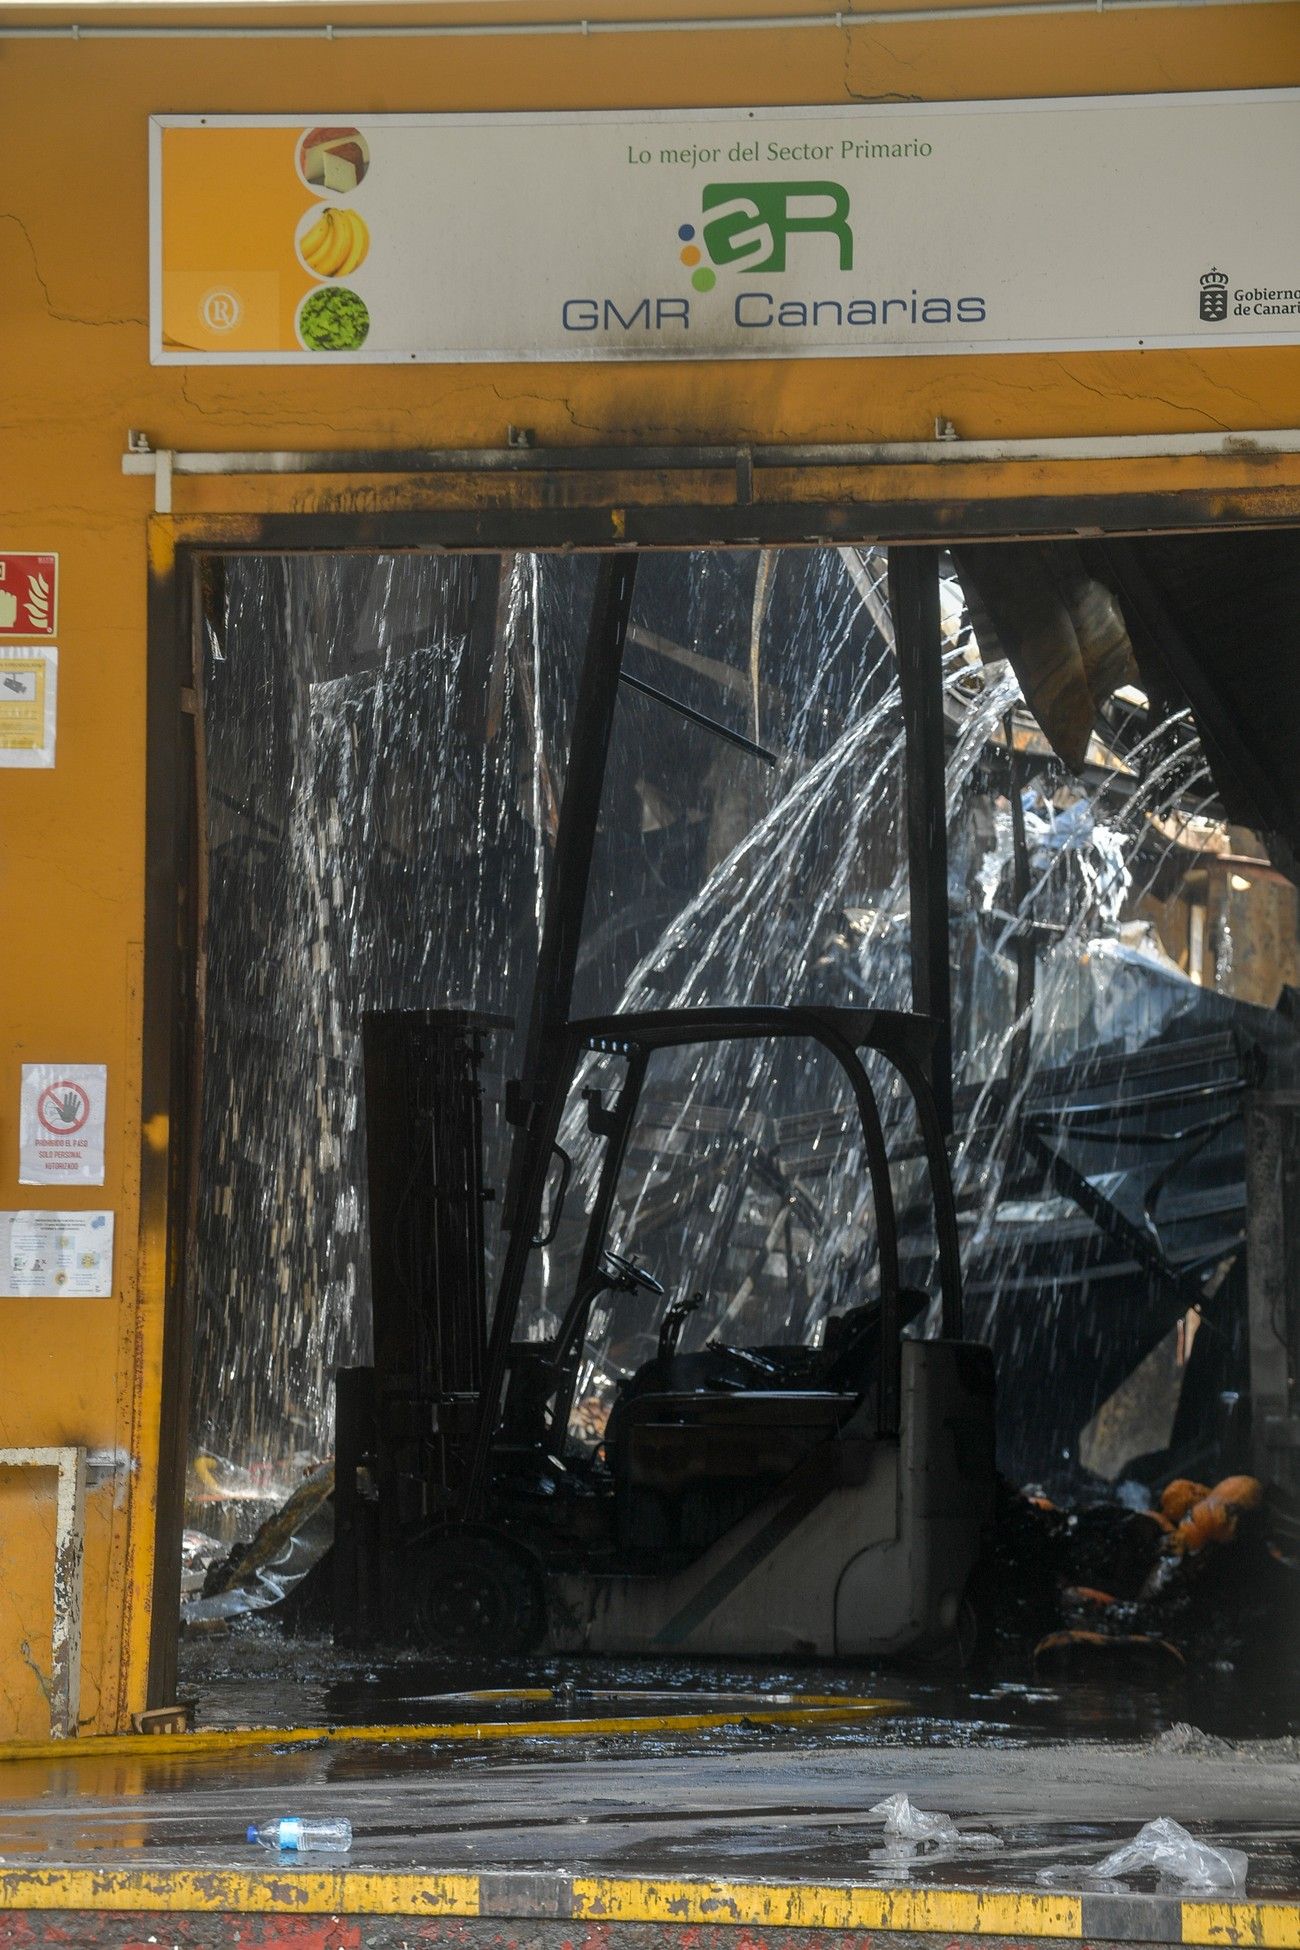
151, 92, 1300, 365
1, 1211, 114, 1298
19, 1064, 108, 1185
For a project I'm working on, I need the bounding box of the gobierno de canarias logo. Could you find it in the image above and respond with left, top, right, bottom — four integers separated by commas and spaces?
675, 180, 854, 291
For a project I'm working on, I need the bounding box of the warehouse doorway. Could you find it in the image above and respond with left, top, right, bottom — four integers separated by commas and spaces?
145, 516, 1300, 1721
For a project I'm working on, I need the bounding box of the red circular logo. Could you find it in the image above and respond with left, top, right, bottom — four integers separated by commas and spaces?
37, 1080, 91, 1137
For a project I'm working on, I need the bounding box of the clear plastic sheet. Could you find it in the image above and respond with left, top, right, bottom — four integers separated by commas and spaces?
1092, 1817, 1248, 1891
870, 1794, 960, 1843
868, 1794, 1002, 1856
193, 545, 1242, 1493
1040, 1817, 1248, 1891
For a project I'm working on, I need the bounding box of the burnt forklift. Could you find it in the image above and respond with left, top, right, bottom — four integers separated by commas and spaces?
333, 554, 996, 1660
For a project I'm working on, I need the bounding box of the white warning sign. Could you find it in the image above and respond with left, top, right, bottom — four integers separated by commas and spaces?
19, 1063, 108, 1185
0, 1211, 114, 1298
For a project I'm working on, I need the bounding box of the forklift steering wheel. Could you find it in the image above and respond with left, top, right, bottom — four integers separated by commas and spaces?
601, 1249, 666, 1297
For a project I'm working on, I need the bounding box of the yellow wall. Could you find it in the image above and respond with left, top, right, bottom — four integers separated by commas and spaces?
2, 0, 1300, 1735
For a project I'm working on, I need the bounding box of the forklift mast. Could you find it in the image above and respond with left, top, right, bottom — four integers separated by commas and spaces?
335, 1008, 505, 1639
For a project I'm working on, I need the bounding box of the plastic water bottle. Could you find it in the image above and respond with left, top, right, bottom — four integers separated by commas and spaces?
246, 1817, 353, 1854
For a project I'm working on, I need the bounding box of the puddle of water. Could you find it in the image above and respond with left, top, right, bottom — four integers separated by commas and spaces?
176, 1621, 1300, 1745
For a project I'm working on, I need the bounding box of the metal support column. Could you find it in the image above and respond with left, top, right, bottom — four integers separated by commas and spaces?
1004, 714, 1036, 1100
466, 554, 638, 1515
1245, 1090, 1300, 1496
504, 553, 639, 1224
888, 547, 953, 1130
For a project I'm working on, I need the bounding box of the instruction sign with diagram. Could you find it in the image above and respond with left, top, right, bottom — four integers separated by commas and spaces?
0, 647, 57, 768
0, 1211, 114, 1298
19, 1063, 107, 1184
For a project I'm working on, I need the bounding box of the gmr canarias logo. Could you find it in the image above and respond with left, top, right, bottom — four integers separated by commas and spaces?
559, 172, 987, 334
676, 180, 854, 291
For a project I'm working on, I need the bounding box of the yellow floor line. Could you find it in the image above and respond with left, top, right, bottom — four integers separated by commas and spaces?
1183, 1901, 1300, 1948
0, 1866, 1297, 1934
0, 1867, 480, 1915
571, 1875, 1085, 1938
0, 1698, 899, 1765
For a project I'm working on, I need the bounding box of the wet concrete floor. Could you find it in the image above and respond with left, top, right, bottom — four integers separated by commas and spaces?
0, 1631, 1296, 1900
1, 1728, 1298, 1895
177, 1619, 1300, 1741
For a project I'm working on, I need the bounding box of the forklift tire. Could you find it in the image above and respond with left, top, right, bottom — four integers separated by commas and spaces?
408, 1528, 546, 1655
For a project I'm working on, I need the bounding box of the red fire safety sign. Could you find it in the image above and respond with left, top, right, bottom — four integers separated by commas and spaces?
0, 554, 58, 638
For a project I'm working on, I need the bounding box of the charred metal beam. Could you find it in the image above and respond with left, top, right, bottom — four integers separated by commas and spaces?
1004, 713, 1035, 1100
1020, 1122, 1207, 1324
618, 668, 778, 765
1246, 1091, 1300, 1493
468, 556, 638, 1517
143, 532, 202, 1711
508, 555, 639, 1181
165, 485, 1300, 560
888, 547, 953, 1130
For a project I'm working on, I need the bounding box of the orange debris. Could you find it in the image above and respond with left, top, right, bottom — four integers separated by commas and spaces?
1167, 1474, 1264, 1555
1160, 1479, 1210, 1523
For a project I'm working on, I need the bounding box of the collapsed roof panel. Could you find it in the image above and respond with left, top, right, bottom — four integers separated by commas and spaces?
954, 534, 1300, 883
